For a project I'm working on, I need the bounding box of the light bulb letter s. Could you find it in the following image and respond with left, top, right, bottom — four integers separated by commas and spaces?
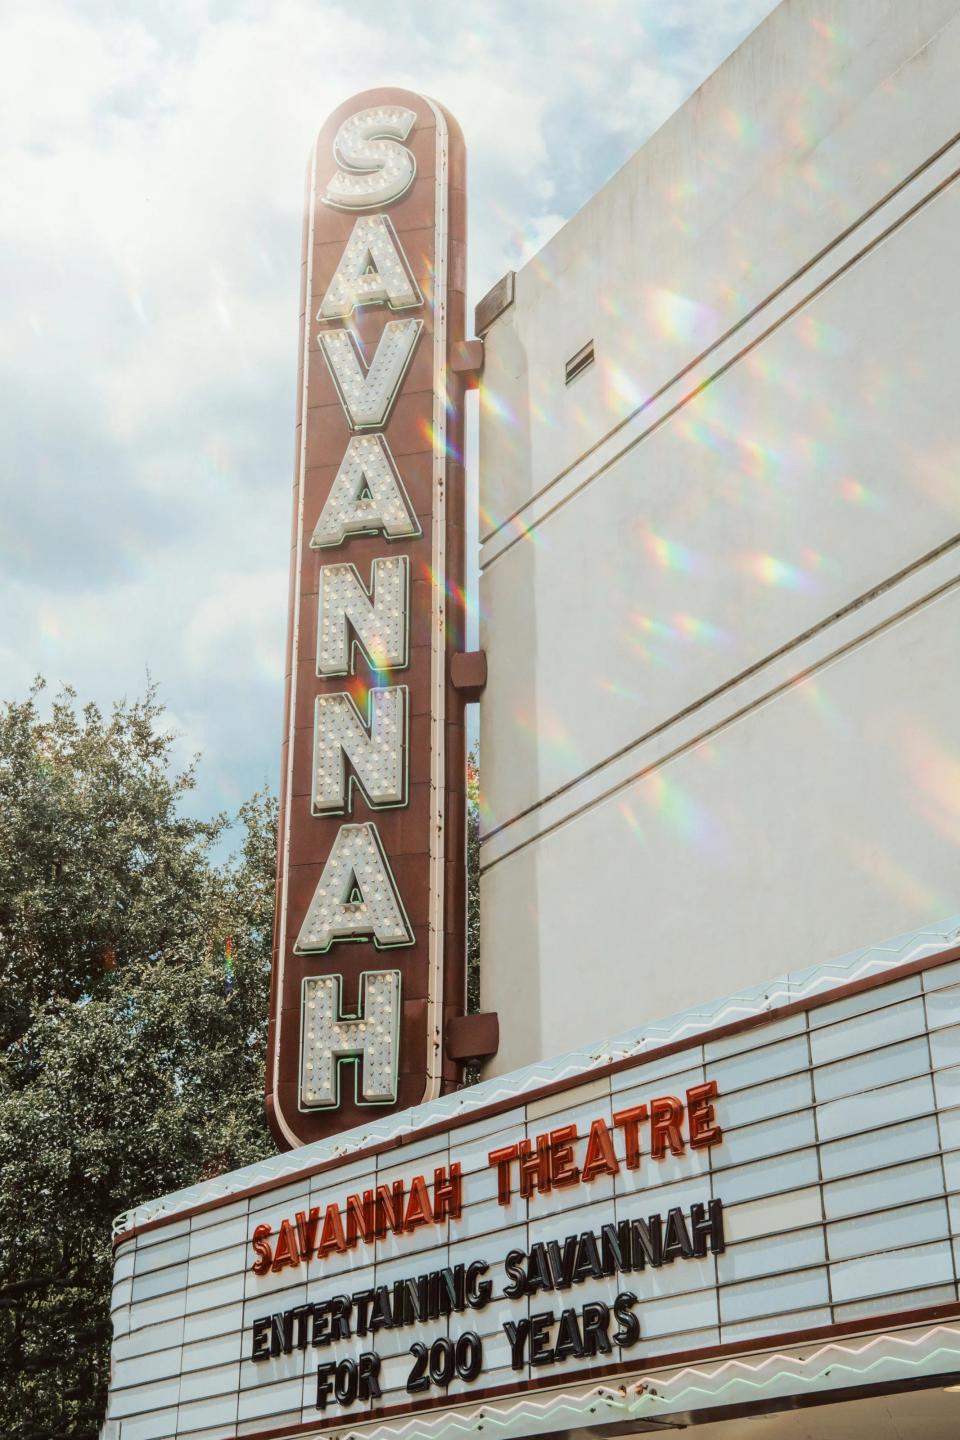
323, 106, 417, 211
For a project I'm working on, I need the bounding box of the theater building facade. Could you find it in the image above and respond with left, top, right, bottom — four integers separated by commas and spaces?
102, 1, 960, 1437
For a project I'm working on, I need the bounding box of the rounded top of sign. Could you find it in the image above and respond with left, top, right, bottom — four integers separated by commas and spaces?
317, 85, 464, 143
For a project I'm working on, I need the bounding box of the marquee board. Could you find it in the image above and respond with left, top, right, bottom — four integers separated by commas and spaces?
106, 927, 960, 1437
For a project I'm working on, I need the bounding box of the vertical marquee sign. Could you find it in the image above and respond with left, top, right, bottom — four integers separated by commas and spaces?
266, 90, 469, 1148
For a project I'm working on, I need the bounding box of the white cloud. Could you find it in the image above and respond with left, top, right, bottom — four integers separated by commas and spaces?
0, 0, 777, 818
183, 568, 286, 685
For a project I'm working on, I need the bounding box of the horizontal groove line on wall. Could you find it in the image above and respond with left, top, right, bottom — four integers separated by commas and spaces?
479, 128, 960, 556
480, 549, 960, 871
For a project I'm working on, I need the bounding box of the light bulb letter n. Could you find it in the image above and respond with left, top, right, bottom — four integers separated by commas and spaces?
317, 556, 409, 676
312, 687, 408, 815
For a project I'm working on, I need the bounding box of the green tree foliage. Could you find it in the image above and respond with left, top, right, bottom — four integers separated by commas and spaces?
0, 682, 277, 1438
0, 686, 485, 1434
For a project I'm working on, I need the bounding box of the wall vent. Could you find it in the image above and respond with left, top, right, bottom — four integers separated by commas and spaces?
565, 340, 594, 385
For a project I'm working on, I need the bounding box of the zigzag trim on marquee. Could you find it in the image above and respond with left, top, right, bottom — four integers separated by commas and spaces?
198, 1323, 960, 1440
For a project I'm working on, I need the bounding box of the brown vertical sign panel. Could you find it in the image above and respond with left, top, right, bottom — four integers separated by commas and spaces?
266, 90, 468, 1148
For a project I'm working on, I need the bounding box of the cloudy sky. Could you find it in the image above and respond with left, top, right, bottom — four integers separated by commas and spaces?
1, 0, 777, 833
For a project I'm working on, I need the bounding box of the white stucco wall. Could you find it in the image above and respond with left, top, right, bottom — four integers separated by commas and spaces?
478, 0, 960, 1076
